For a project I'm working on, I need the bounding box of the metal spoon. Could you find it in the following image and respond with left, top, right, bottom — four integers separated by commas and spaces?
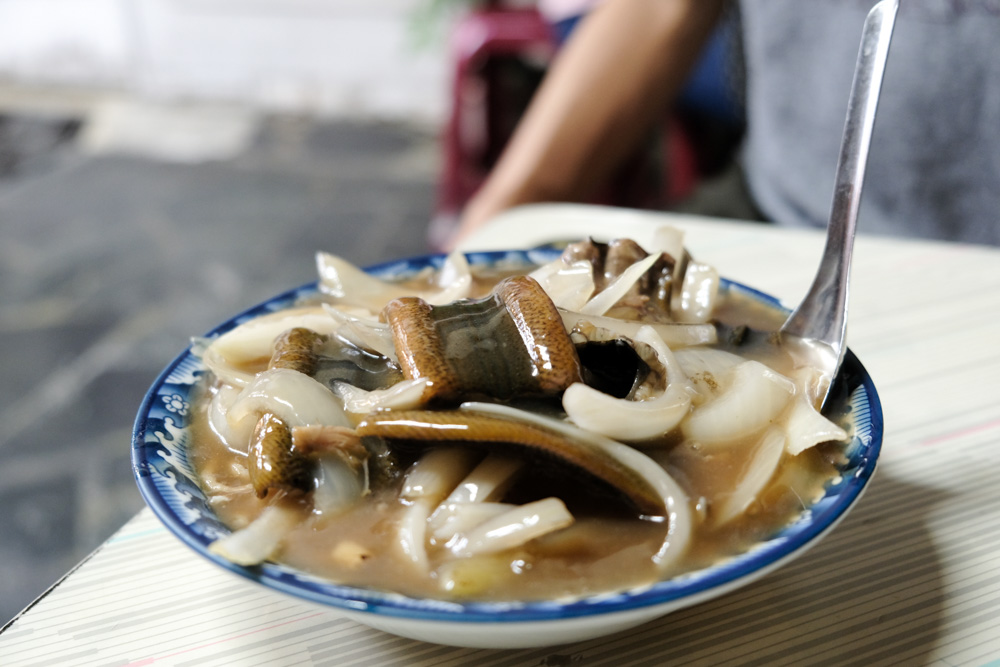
779, 0, 899, 410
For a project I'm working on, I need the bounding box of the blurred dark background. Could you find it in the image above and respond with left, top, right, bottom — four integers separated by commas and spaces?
0, 111, 436, 623
0, 0, 745, 623
0, 1, 455, 623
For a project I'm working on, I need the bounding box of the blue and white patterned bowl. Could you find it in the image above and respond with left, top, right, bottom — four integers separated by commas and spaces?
131, 248, 883, 649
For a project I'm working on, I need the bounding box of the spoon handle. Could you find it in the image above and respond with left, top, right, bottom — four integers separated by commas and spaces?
781, 0, 899, 350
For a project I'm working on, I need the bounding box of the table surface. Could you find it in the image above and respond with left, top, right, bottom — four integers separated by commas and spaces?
3, 204, 999, 666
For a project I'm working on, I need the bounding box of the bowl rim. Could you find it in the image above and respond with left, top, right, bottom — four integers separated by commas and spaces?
131, 248, 883, 623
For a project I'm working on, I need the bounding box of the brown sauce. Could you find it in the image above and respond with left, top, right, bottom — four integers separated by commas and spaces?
190, 277, 848, 601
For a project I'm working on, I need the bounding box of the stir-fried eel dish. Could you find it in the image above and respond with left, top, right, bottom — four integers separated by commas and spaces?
192, 228, 851, 600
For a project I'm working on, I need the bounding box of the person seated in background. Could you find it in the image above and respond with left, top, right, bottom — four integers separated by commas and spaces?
444, 0, 1000, 249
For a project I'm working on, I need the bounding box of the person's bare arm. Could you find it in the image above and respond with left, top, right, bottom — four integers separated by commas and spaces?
446, 0, 725, 249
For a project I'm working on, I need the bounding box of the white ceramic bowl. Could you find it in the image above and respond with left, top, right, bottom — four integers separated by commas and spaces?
132, 247, 883, 649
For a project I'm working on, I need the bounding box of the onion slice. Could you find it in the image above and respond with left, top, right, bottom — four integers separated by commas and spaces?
227, 367, 351, 430
447, 498, 574, 557
529, 258, 595, 311
398, 447, 480, 571
333, 377, 432, 414
438, 454, 522, 505
206, 383, 255, 451
560, 310, 717, 349
671, 261, 719, 324
713, 427, 786, 525
317, 250, 472, 312
427, 455, 523, 542
203, 307, 338, 387
431, 251, 474, 305
208, 502, 302, 566
579, 253, 661, 316
673, 347, 745, 401
563, 326, 692, 442
682, 361, 795, 448
402, 447, 481, 503
460, 402, 693, 572
430, 502, 515, 543
784, 396, 850, 455
321, 303, 398, 362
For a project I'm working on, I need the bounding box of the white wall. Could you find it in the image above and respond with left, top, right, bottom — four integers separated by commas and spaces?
0, 0, 451, 124
0, 0, 133, 85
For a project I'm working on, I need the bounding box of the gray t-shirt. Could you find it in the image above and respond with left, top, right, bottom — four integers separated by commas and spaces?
739, 0, 1000, 245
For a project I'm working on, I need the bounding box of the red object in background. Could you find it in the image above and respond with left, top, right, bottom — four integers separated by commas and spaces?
434, 3, 705, 226
437, 6, 556, 219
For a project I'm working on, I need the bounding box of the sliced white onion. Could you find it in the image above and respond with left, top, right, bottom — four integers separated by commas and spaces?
429, 502, 515, 542
208, 502, 301, 566
440, 454, 522, 505
579, 253, 661, 316
316, 251, 472, 311
207, 384, 256, 452
227, 367, 351, 430
560, 311, 717, 349
640, 326, 699, 400
320, 303, 398, 362
783, 396, 849, 455
671, 261, 719, 324
435, 553, 515, 596
430, 251, 474, 305
674, 347, 744, 381
398, 499, 434, 571
713, 427, 786, 525
317, 252, 414, 310
673, 347, 745, 401
398, 447, 481, 572
447, 497, 574, 557
563, 382, 690, 444
203, 306, 339, 387
312, 454, 368, 516
563, 326, 692, 442
648, 225, 686, 260
333, 377, 432, 414
203, 346, 255, 389
426, 455, 523, 545
460, 402, 692, 572
788, 361, 837, 412
401, 447, 480, 502
682, 361, 796, 448
208, 306, 337, 364
529, 258, 595, 311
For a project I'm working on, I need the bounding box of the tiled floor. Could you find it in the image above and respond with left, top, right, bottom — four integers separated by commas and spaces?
0, 112, 438, 623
